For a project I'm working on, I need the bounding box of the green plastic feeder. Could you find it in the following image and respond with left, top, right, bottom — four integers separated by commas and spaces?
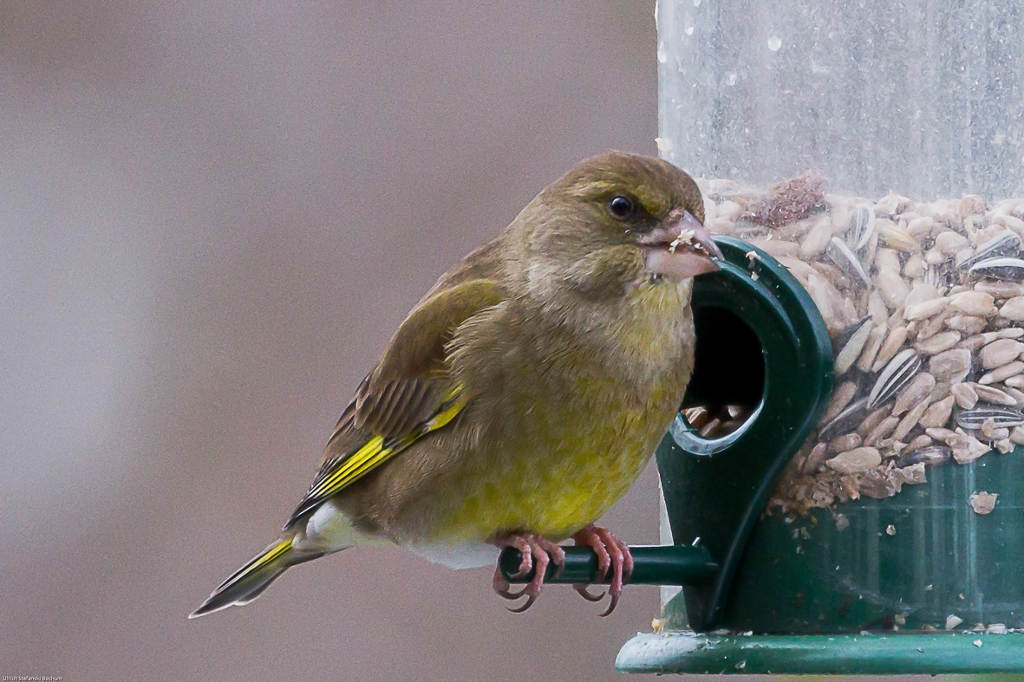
614, 0, 1024, 673
614, 239, 1024, 674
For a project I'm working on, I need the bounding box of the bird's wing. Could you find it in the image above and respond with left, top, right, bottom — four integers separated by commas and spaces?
284, 278, 505, 528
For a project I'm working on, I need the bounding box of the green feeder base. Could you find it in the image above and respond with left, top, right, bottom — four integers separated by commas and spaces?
615, 631, 1024, 675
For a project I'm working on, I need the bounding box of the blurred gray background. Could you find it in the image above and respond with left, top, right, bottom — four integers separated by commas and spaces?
0, 2, 663, 680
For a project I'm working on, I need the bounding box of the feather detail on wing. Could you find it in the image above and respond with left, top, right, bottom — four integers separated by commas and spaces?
284, 383, 467, 528
283, 278, 505, 530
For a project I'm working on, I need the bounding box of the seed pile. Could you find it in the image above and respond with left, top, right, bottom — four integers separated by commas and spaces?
693, 174, 1024, 514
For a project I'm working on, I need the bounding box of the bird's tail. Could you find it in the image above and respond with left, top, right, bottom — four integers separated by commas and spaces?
189, 538, 326, 619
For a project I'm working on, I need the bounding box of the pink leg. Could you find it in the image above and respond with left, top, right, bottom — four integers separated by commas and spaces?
489, 533, 565, 613
571, 524, 633, 616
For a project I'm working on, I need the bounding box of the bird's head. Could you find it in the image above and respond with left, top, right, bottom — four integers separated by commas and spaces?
511, 151, 722, 302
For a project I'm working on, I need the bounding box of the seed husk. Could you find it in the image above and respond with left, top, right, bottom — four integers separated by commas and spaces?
955, 404, 1024, 430
960, 230, 1021, 270
826, 237, 870, 286
968, 257, 1024, 282
819, 396, 869, 441
897, 444, 951, 469
868, 349, 921, 408
847, 203, 875, 250
948, 429, 991, 464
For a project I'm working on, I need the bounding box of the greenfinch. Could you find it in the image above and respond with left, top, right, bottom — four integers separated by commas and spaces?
190, 150, 720, 619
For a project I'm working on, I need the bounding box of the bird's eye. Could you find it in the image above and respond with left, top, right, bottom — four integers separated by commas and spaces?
608, 195, 635, 218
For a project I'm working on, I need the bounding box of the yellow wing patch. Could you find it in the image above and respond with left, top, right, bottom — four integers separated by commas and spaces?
285, 384, 467, 528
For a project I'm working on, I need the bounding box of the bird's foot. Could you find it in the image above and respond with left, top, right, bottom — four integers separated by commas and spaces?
489, 533, 565, 613
571, 524, 633, 616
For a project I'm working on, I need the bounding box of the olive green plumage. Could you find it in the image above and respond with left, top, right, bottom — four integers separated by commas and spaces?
191, 150, 717, 618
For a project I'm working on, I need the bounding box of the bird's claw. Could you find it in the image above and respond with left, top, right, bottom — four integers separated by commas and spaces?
573, 584, 605, 602
490, 533, 565, 613
571, 524, 632, 616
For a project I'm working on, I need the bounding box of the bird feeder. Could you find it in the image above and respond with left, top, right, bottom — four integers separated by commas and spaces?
612, 0, 1024, 674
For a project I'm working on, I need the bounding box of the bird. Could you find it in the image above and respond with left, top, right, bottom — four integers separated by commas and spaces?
189, 150, 721, 619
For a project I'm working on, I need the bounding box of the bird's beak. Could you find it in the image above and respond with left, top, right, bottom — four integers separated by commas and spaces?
639, 211, 723, 283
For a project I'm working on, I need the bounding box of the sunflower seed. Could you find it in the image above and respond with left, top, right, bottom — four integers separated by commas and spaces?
999, 296, 1024, 321
969, 257, 1024, 282
802, 442, 830, 474
979, 339, 1024, 369
828, 432, 863, 454
819, 396, 869, 441
827, 447, 882, 474
949, 290, 996, 316
920, 395, 956, 429
945, 315, 988, 334
877, 270, 910, 309
935, 230, 970, 256
905, 434, 934, 451
906, 216, 938, 240
835, 321, 874, 375
868, 349, 921, 408
970, 383, 1018, 406
917, 331, 961, 355
865, 415, 900, 446
904, 297, 949, 321
800, 219, 834, 258
960, 230, 1021, 269
975, 281, 1024, 299
979, 361, 1024, 385
1004, 385, 1024, 406
928, 348, 972, 383
894, 373, 936, 415
955, 405, 1024, 430
857, 324, 888, 372
893, 399, 932, 442
872, 326, 909, 371
904, 253, 926, 278
897, 445, 951, 469
951, 382, 979, 409
877, 222, 919, 251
